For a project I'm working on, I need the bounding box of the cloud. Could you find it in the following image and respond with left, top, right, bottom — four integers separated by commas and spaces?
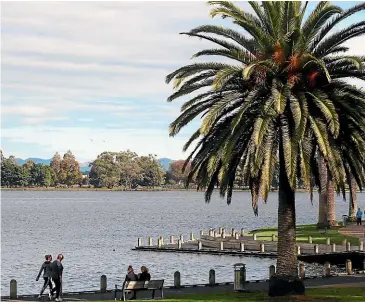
1, 1, 364, 161
1, 126, 196, 162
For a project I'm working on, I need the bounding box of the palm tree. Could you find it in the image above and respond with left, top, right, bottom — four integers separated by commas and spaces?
166, 1, 365, 296
349, 175, 358, 220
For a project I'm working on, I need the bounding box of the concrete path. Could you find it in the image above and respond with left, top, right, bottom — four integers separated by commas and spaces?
339, 225, 365, 239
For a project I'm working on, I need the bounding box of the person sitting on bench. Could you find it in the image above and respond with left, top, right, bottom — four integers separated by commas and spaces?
125, 265, 138, 300
138, 266, 151, 281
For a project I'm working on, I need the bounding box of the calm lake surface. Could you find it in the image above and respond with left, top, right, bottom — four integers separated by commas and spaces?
2, 190, 363, 295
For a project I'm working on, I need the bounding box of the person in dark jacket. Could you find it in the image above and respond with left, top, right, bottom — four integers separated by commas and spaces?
138, 266, 151, 281
50, 254, 64, 301
125, 265, 138, 299
36, 255, 53, 299
125, 265, 138, 281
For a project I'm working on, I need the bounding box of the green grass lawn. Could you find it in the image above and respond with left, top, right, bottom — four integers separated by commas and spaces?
96, 287, 365, 302
248, 224, 360, 245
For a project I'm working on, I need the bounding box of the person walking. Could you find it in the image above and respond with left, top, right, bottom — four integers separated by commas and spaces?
50, 254, 64, 301
356, 208, 363, 226
36, 254, 53, 299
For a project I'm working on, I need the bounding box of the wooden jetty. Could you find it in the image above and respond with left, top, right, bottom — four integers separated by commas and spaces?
133, 228, 365, 267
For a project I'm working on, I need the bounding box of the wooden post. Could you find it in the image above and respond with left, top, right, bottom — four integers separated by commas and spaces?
220, 241, 224, 251
190, 232, 194, 241
360, 241, 364, 251
296, 245, 301, 255
10, 279, 17, 299
148, 237, 152, 246
137, 238, 142, 247
198, 240, 202, 250
170, 235, 174, 244
231, 228, 235, 237
209, 269, 215, 286
323, 262, 331, 277
346, 259, 352, 275
158, 238, 162, 248
314, 244, 319, 254
331, 243, 336, 252
253, 234, 257, 240
308, 236, 312, 243
260, 243, 265, 253
269, 265, 276, 278
174, 271, 181, 288
326, 238, 330, 245
241, 228, 245, 236
100, 275, 107, 292
346, 242, 351, 252
177, 239, 182, 249
180, 234, 184, 243
271, 234, 276, 241
299, 263, 305, 279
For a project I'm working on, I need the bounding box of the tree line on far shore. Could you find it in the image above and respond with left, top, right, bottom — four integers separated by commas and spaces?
1, 149, 287, 189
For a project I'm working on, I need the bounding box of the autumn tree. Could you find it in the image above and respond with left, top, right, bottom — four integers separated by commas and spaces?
168, 160, 192, 184
50, 152, 62, 185
59, 150, 82, 186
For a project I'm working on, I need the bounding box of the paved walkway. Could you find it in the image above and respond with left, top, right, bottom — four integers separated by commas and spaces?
338, 225, 365, 239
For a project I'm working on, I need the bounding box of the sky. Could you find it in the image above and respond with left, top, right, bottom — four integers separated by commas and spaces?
1, 1, 365, 163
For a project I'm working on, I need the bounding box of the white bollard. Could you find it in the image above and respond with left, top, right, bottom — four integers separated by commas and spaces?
331, 243, 336, 252
235, 233, 239, 240
260, 243, 265, 253
170, 235, 174, 244
240, 242, 245, 252
148, 237, 152, 246
190, 232, 194, 241
253, 234, 257, 240
180, 234, 184, 243
137, 238, 142, 247
198, 240, 202, 250
220, 241, 224, 251
314, 244, 319, 254
296, 245, 301, 255
177, 239, 182, 249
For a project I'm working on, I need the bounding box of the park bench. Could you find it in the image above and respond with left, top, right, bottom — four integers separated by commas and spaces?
114, 280, 164, 301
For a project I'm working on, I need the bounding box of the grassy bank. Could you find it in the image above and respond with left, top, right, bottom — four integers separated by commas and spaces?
248, 224, 359, 245
96, 287, 365, 301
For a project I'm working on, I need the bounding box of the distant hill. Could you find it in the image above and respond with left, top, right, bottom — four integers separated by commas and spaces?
14, 157, 173, 172
16, 158, 51, 166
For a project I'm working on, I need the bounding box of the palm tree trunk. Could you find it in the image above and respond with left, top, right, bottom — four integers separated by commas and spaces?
269, 139, 304, 296
327, 178, 338, 226
317, 155, 328, 229
349, 176, 357, 220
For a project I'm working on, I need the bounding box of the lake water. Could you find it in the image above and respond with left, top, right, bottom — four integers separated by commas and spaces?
1, 190, 363, 295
